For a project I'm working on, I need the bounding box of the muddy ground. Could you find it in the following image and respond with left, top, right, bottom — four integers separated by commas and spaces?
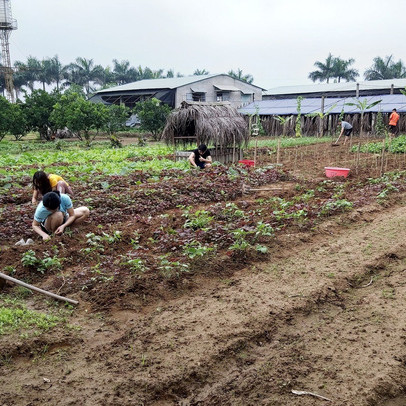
2, 141, 406, 405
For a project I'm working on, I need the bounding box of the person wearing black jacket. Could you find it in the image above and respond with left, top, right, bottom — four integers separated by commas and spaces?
189, 144, 212, 169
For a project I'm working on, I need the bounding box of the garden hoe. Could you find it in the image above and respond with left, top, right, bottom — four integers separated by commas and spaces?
242, 184, 284, 194
331, 133, 342, 147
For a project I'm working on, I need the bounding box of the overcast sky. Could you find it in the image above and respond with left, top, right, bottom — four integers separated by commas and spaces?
8, 0, 406, 90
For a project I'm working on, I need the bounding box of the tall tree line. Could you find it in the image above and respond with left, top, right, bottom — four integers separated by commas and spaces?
0, 55, 254, 97
309, 54, 406, 83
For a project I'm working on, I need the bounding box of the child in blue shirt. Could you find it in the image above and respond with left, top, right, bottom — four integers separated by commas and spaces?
32, 191, 89, 241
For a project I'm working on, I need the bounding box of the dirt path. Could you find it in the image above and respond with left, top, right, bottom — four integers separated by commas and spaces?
2, 195, 406, 405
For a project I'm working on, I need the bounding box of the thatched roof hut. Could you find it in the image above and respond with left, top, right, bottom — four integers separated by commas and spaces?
162, 101, 249, 149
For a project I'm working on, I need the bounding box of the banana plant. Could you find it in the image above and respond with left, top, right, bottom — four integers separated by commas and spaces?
273, 115, 293, 137
345, 98, 382, 136
306, 103, 337, 138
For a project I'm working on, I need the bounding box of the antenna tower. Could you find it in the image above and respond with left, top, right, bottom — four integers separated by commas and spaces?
0, 0, 17, 102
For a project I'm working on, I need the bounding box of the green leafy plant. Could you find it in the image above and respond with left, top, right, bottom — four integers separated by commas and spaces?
182, 207, 213, 230
295, 96, 303, 138
158, 255, 189, 278
182, 241, 215, 259
319, 199, 353, 216
306, 103, 337, 137
21, 250, 63, 274
229, 228, 253, 252
345, 98, 382, 136
273, 115, 293, 137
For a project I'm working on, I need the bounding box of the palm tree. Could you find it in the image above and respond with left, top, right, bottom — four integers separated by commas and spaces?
37, 58, 54, 91
164, 69, 184, 78
13, 56, 41, 92
64, 57, 105, 94
364, 55, 406, 80
308, 53, 336, 83
112, 59, 138, 85
47, 55, 65, 90
333, 58, 359, 82
135, 66, 164, 80
193, 69, 210, 75
227, 68, 254, 84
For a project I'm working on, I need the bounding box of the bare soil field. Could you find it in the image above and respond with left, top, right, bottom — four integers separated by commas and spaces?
2, 141, 406, 405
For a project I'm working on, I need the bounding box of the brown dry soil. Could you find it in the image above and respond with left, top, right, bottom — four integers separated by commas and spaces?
2, 142, 406, 405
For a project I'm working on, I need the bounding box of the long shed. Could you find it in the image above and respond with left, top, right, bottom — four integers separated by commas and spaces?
239, 95, 406, 136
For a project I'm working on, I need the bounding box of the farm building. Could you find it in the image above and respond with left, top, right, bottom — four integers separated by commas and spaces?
264, 78, 406, 99
240, 83, 406, 137
162, 101, 249, 164
89, 74, 264, 110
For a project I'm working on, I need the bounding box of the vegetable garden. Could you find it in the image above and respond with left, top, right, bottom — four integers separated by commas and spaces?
2, 136, 406, 405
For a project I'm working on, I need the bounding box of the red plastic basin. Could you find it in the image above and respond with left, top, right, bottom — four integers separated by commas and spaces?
238, 159, 255, 167
325, 167, 350, 178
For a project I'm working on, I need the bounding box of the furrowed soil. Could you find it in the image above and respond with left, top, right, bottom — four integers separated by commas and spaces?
2, 141, 406, 405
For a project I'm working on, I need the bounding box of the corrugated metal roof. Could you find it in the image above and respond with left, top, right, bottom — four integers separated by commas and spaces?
95, 74, 218, 93
214, 85, 241, 92
95, 74, 265, 94
238, 94, 406, 115
264, 79, 406, 96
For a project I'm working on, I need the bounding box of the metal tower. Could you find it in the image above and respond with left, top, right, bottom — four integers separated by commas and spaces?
0, 0, 17, 102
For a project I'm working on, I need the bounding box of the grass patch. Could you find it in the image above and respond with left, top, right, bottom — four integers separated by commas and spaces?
0, 297, 65, 336
248, 136, 333, 149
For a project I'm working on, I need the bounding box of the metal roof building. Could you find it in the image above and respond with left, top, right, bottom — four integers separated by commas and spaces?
264, 79, 406, 99
239, 94, 406, 116
89, 74, 265, 109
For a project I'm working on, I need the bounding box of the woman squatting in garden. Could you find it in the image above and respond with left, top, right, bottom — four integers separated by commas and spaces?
32, 171, 73, 204
32, 191, 90, 241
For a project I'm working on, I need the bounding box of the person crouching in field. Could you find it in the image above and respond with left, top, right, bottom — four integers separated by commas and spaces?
32, 191, 89, 241
189, 144, 212, 169
32, 171, 73, 205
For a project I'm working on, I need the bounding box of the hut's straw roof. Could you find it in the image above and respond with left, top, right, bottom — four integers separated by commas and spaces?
162, 101, 249, 148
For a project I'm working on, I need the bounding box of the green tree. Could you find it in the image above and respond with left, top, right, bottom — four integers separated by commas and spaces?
103, 104, 130, 135
23, 89, 61, 140
309, 54, 358, 83
308, 53, 336, 83
0, 96, 13, 140
64, 57, 105, 94
333, 58, 359, 82
135, 66, 164, 80
48, 55, 65, 90
14, 56, 41, 93
8, 102, 27, 140
133, 98, 171, 140
37, 58, 54, 91
0, 97, 26, 140
51, 92, 108, 142
227, 68, 254, 84
193, 69, 210, 75
112, 59, 138, 85
364, 55, 406, 80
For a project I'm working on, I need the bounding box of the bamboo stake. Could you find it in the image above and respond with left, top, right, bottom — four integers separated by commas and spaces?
380, 139, 386, 177
385, 137, 392, 173
232, 133, 236, 164
276, 138, 280, 165
0, 272, 79, 305
356, 142, 360, 175
254, 138, 258, 167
